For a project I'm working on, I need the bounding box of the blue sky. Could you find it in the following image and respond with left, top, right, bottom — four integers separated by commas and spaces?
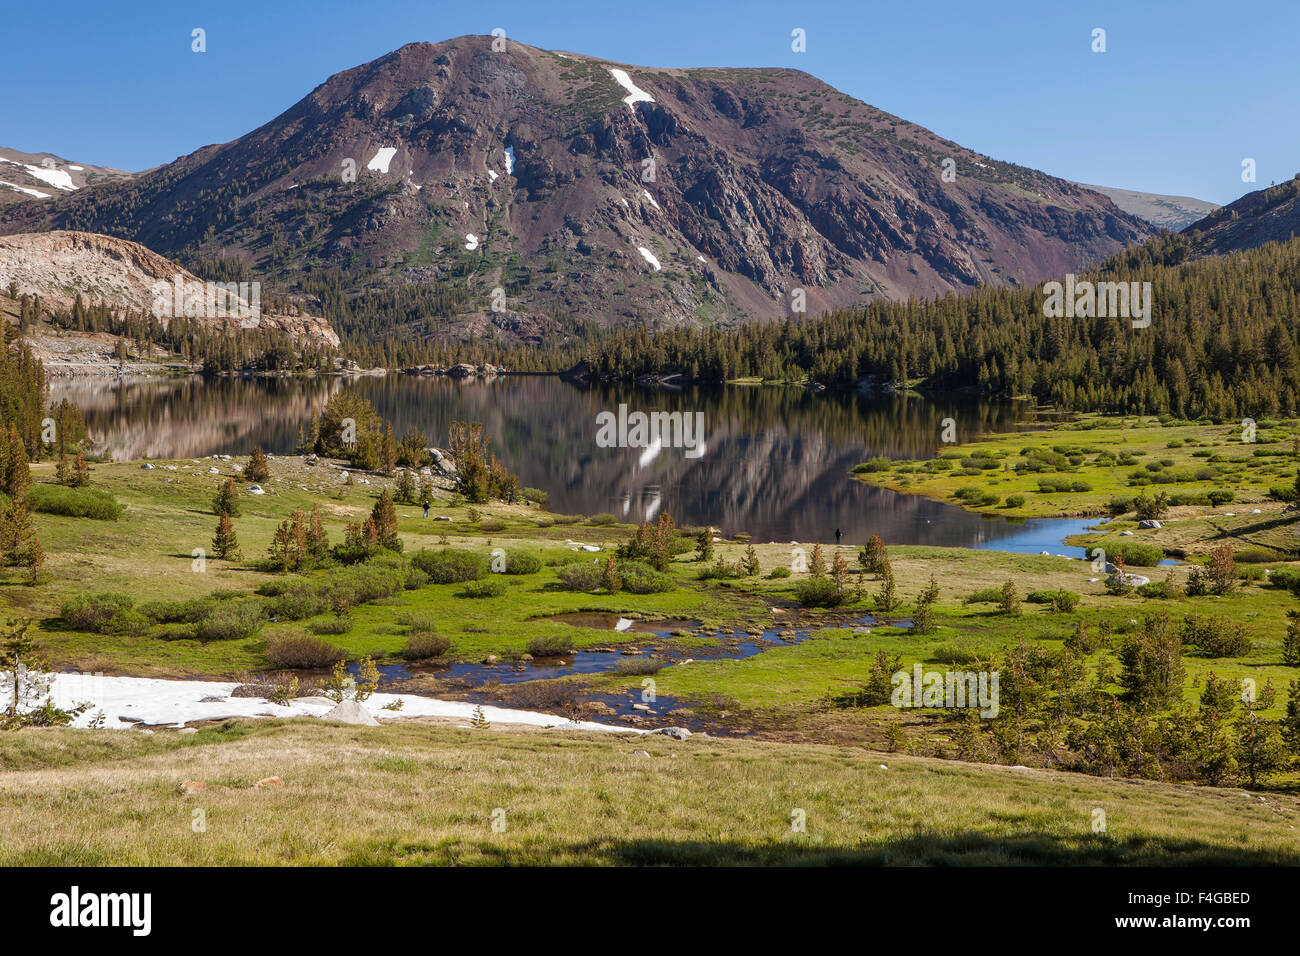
5, 0, 1295, 204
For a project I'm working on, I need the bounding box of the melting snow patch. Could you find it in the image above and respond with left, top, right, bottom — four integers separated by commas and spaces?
0, 181, 50, 199
0, 157, 75, 191
609, 68, 654, 108
696, 255, 706, 263
46, 674, 638, 733
642, 189, 659, 209
488, 170, 499, 182
504, 146, 515, 175
619, 198, 629, 208
68, 164, 84, 171
465, 234, 480, 250
636, 246, 661, 271
366, 147, 397, 173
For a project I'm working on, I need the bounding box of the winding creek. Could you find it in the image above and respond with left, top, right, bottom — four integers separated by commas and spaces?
50, 374, 1106, 731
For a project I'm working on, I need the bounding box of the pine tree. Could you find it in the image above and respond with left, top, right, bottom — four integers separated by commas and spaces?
859, 534, 886, 574
809, 543, 827, 578
72, 451, 90, 488
601, 555, 621, 593
212, 512, 241, 560
305, 505, 329, 565
741, 544, 761, 576
395, 468, 416, 504
212, 477, 240, 517
244, 446, 270, 483
370, 490, 400, 551
696, 528, 714, 562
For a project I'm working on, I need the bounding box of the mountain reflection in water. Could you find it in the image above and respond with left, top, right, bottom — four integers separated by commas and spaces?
52, 374, 1088, 549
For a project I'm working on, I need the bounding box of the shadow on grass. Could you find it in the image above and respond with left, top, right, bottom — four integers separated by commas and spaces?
344, 831, 1300, 866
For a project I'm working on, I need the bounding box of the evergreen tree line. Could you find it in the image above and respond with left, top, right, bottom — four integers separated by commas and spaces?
372, 231, 1300, 419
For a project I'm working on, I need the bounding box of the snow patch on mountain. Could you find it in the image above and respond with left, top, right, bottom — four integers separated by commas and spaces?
636, 246, 661, 271
610, 68, 654, 108
366, 147, 397, 173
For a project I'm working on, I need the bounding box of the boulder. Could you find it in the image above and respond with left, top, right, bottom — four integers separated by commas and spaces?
1138, 519, 1162, 529
319, 699, 379, 725
648, 726, 692, 740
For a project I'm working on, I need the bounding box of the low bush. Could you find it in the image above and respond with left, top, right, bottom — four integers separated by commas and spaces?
1179, 613, 1251, 658
61, 592, 133, 632
194, 599, 264, 640
557, 562, 603, 592
503, 551, 543, 574
411, 548, 488, 584
265, 631, 345, 669
527, 634, 571, 657
308, 614, 354, 635
620, 561, 675, 593
616, 657, 664, 675
28, 484, 122, 520
459, 579, 506, 598
1106, 541, 1164, 567
794, 577, 845, 607
402, 633, 451, 660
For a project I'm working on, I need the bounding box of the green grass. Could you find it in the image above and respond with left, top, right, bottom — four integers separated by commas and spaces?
854, 413, 1300, 524
1, 719, 1297, 865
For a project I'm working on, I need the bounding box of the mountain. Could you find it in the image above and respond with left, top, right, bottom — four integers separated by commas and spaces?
1181, 175, 1300, 253
0, 230, 338, 346
1076, 183, 1218, 232
0, 146, 134, 205
0, 36, 1152, 338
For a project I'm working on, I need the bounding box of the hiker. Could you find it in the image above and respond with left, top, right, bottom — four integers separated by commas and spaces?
423, 500, 430, 519
835, 527, 842, 546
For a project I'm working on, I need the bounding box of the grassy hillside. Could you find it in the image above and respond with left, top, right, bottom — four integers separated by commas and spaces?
2, 718, 1297, 866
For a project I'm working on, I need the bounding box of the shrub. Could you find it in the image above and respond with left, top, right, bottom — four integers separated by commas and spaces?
265, 631, 345, 669
557, 562, 603, 591
1107, 541, 1164, 567
1267, 567, 1300, 592
1179, 613, 1251, 658
767, 566, 792, 579
1106, 496, 1134, 515
61, 592, 133, 632
478, 517, 506, 532
1207, 490, 1235, 506
139, 598, 210, 624
28, 484, 122, 520
616, 657, 664, 675
309, 614, 354, 635
963, 587, 1003, 605
1235, 547, 1283, 564
931, 642, 982, 665
794, 576, 844, 607
527, 634, 571, 657
402, 633, 451, 660
103, 609, 152, 636
853, 456, 893, 473
1003, 494, 1026, 508
504, 551, 543, 575
521, 487, 548, 506
194, 599, 264, 640
619, 561, 675, 594
459, 579, 506, 598
588, 513, 617, 526
411, 548, 489, 584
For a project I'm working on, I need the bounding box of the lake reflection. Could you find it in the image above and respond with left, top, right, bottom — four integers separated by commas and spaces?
52, 374, 1088, 549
